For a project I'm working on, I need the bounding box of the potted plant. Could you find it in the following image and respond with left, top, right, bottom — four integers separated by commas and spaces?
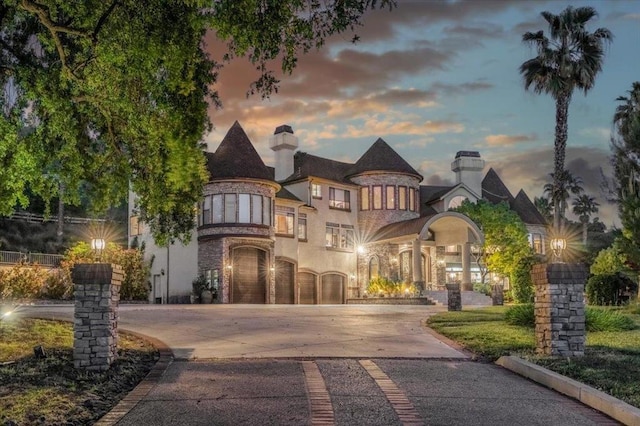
191, 275, 207, 304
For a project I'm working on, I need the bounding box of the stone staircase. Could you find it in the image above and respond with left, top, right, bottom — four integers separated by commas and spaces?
423, 290, 493, 307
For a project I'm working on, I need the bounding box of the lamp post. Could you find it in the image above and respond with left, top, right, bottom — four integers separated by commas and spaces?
91, 238, 106, 262
549, 237, 566, 263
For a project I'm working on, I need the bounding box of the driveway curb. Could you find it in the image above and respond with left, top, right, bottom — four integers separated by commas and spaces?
496, 355, 640, 426
94, 330, 173, 426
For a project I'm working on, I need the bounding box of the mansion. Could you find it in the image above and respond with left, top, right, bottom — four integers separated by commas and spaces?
129, 121, 547, 304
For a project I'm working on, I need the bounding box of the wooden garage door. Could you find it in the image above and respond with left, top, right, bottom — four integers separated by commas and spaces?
275, 260, 295, 304
321, 274, 344, 304
298, 272, 317, 305
231, 247, 266, 304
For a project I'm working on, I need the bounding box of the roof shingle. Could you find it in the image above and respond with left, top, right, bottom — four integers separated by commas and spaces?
347, 138, 422, 179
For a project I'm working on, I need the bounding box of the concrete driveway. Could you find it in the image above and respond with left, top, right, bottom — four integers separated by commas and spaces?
24, 304, 465, 360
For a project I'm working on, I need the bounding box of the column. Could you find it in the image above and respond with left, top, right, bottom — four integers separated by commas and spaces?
532, 263, 587, 357
461, 242, 472, 291
72, 263, 122, 371
412, 239, 424, 292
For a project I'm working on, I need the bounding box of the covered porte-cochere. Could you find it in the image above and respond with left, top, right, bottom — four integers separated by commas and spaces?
357, 211, 484, 292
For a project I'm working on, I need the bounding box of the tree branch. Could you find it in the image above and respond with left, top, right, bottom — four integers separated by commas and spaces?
93, 0, 119, 42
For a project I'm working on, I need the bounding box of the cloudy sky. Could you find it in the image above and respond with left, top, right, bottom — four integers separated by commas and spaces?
203, 0, 640, 228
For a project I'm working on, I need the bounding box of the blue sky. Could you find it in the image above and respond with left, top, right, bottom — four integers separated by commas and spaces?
204, 0, 640, 227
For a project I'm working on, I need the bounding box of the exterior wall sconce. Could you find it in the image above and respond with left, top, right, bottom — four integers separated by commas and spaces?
357, 245, 366, 254
549, 238, 566, 262
91, 238, 106, 262
437, 259, 445, 267
270, 266, 275, 272
226, 264, 232, 270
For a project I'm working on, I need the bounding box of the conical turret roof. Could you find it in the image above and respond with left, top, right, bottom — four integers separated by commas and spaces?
205, 121, 273, 181
346, 138, 422, 179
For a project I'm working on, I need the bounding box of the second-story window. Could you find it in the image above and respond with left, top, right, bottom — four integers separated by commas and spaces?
275, 206, 295, 236
329, 187, 350, 210
312, 183, 322, 199
386, 186, 395, 210
409, 188, 415, 211
361, 187, 370, 211
372, 185, 382, 210
398, 186, 407, 210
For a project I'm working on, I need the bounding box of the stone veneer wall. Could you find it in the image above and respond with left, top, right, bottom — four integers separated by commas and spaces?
72, 263, 122, 371
435, 246, 446, 286
198, 236, 275, 303
532, 263, 587, 357
350, 173, 421, 237
446, 283, 461, 311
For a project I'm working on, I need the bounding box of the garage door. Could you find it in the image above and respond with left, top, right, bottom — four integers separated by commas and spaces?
231, 247, 266, 304
298, 272, 317, 304
275, 260, 295, 304
321, 274, 344, 304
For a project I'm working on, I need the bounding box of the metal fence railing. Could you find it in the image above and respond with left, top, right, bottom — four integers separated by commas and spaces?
0, 251, 63, 267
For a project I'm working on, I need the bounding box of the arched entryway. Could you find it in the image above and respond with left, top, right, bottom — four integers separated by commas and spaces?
275, 259, 295, 304
298, 271, 317, 304
231, 247, 267, 303
320, 273, 345, 304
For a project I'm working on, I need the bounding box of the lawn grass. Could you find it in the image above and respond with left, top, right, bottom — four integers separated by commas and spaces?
0, 318, 158, 425
427, 305, 640, 408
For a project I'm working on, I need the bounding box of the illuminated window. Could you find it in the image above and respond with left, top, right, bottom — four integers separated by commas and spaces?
372, 185, 382, 210
361, 187, 370, 211
369, 256, 379, 280
129, 215, 142, 236
275, 206, 295, 236
529, 233, 544, 254
326, 223, 340, 248
312, 183, 322, 199
409, 189, 415, 211
398, 186, 407, 210
386, 186, 395, 210
325, 222, 354, 251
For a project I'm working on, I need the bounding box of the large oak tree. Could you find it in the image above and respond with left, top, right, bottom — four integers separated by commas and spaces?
0, 0, 394, 245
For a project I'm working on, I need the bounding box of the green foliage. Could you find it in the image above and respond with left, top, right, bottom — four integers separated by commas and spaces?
455, 199, 534, 281
192, 275, 208, 299
505, 303, 534, 327
42, 270, 73, 300
505, 303, 636, 332
0, 0, 394, 245
60, 242, 151, 301
367, 276, 417, 297
473, 282, 491, 296
510, 259, 534, 303
591, 246, 629, 276
586, 273, 638, 306
0, 262, 47, 300
586, 308, 636, 332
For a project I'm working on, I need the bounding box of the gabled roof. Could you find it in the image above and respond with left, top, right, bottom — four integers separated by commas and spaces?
205, 121, 273, 181
370, 216, 433, 242
514, 189, 547, 226
276, 187, 302, 202
481, 168, 514, 205
347, 138, 422, 179
281, 152, 354, 184
420, 185, 454, 204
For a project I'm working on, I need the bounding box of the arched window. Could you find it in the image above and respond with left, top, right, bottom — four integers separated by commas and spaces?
448, 195, 467, 210
369, 256, 379, 281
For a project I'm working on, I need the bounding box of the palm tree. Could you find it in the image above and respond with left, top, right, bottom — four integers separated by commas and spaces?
520, 6, 612, 232
543, 170, 583, 228
534, 196, 552, 224
572, 194, 599, 245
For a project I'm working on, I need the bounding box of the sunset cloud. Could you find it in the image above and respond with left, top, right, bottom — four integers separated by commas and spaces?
484, 134, 537, 146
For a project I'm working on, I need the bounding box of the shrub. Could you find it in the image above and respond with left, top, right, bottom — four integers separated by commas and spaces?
367, 277, 417, 297
510, 262, 534, 303
42, 270, 73, 300
0, 261, 47, 300
505, 303, 534, 327
473, 282, 491, 296
505, 303, 636, 332
586, 273, 637, 306
586, 307, 636, 332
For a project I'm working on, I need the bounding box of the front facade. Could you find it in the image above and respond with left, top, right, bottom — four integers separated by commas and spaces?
129, 122, 547, 303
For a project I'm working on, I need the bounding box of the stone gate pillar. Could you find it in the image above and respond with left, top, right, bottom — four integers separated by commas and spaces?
532, 263, 587, 357
446, 283, 461, 311
72, 263, 123, 371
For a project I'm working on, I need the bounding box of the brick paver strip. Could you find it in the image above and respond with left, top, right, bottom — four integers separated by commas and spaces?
94, 330, 174, 426
359, 359, 423, 426
302, 361, 336, 426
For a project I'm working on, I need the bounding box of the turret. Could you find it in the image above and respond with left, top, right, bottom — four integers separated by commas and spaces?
451, 151, 484, 197
270, 125, 298, 181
